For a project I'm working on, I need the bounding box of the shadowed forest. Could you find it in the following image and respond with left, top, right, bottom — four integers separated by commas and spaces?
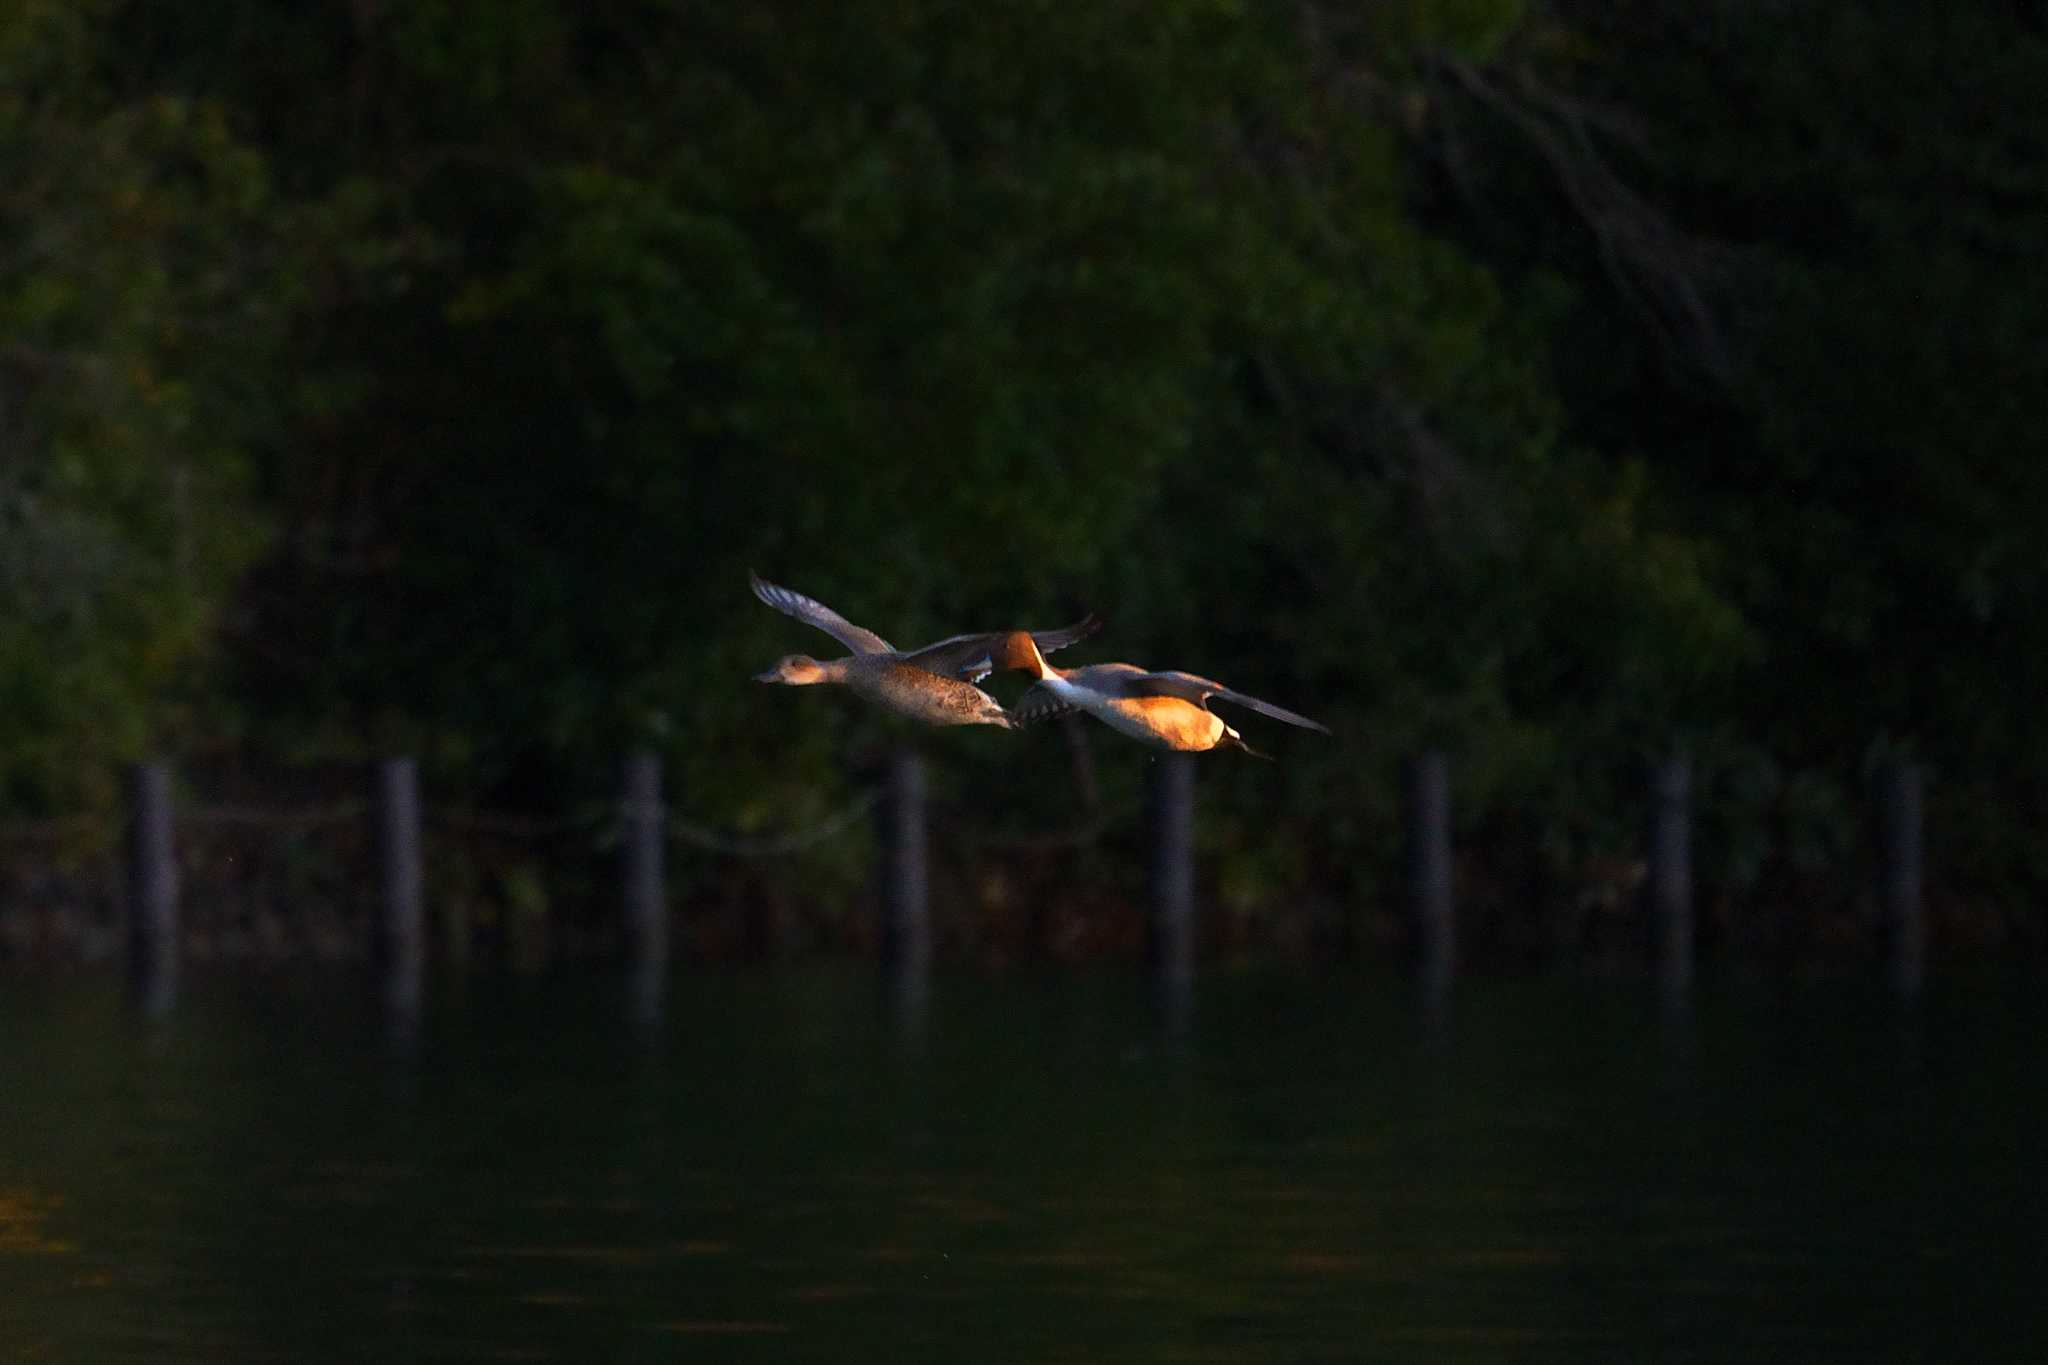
4, 1, 2045, 966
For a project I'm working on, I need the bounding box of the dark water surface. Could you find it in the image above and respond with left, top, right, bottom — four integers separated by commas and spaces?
2, 965, 2041, 1362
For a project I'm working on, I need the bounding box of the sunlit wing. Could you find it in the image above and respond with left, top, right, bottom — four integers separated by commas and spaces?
1119, 670, 1331, 734
1056, 662, 1147, 694
749, 572, 895, 655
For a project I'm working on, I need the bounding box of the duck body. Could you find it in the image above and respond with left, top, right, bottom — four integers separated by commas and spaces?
749, 574, 1101, 730
843, 655, 1014, 728
1037, 666, 1228, 751
996, 634, 1328, 756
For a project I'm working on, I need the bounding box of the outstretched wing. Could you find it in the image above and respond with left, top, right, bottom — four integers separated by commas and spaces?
897, 635, 1002, 682
1030, 612, 1106, 656
899, 612, 1106, 683
1118, 670, 1331, 734
750, 573, 895, 655
1009, 682, 1081, 728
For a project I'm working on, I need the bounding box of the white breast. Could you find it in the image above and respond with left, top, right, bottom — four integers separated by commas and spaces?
1097, 695, 1223, 751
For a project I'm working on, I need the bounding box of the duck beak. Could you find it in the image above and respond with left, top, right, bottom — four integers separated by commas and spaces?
753, 668, 780, 683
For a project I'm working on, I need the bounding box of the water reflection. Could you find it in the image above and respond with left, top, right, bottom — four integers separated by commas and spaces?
381, 985, 422, 1056
1, 969, 2043, 1363
1147, 964, 1192, 1043
128, 954, 175, 1018
624, 953, 665, 1037
882, 962, 928, 1055
0, 1187, 76, 1256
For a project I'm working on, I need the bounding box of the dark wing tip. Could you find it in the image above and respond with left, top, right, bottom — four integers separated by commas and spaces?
751, 573, 802, 614
1262, 705, 1331, 735
1209, 684, 1331, 735
1033, 610, 1108, 656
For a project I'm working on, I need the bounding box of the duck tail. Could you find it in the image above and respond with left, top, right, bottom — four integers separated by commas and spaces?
974, 691, 1016, 729
1221, 726, 1272, 761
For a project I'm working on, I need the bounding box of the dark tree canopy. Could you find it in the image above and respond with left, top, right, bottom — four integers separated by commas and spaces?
4, 0, 2043, 948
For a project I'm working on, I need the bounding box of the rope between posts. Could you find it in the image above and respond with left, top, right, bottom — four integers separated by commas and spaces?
0, 814, 108, 842
2, 805, 599, 841
3, 786, 1125, 857
665, 791, 880, 857
427, 807, 608, 838
1, 796, 875, 855
185, 802, 369, 830
941, 799, 1137, 851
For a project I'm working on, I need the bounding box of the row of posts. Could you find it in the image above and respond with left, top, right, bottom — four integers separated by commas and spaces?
118, 749, 1928, 1015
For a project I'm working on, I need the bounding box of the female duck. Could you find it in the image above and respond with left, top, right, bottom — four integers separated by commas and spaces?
750, 573, 1101, 729
990, 630, 1329, 756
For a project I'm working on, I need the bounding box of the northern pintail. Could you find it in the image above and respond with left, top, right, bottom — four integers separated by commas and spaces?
750, 573, 1102, 728
990, 631, 1329, 756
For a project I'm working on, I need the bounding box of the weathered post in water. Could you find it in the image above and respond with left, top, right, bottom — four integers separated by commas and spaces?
878, 750, 930, 975
125, 760, 178, 1014
374, 757, 425, 1020
1147, 753, 1196, 994
1404, 750, 1454, 992
1649, 752, 1693, 996
1880, 760, 1925, 998
620, 749, 667, 1017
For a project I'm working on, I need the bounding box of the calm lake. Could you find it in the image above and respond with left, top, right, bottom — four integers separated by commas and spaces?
2, 964, 2041, 1362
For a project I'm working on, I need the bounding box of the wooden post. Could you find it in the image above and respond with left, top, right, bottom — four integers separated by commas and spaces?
1404, 751, 1454, 991
1147, 753, 1196, 988
885, 955, 930, 1053
878, 751, 929, 975
125, 760, 177, 1015
621, 749, 667, 1017
1880, 760, 1924, 998
1649, 752, 1693, 997
374, 757, 424, 1020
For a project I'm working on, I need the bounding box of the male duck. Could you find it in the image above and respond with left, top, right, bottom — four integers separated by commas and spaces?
990, 631, 1329, 756
750, 573, 1102, 729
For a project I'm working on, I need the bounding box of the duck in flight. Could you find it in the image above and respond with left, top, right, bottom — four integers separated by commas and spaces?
988, 630, 1329, 757
750, 573, 1102, 729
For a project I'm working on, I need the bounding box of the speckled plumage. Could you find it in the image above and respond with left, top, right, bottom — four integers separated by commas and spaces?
844, 657, 1012, 728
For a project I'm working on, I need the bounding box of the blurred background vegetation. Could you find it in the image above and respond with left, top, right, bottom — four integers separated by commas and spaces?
4, 0, 2043, 963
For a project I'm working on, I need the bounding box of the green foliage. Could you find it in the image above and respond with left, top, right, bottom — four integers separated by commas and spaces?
1406, 0, 2048, 920
0, 1, 278, 808
7, 0, 2043, 943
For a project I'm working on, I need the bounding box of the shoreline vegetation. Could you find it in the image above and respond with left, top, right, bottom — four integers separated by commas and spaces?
2, 751, 2027, 973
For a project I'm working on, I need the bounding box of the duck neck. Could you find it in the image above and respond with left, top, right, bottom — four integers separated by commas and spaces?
982, 630, 1050, 681
1014, 633, 1056, 681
